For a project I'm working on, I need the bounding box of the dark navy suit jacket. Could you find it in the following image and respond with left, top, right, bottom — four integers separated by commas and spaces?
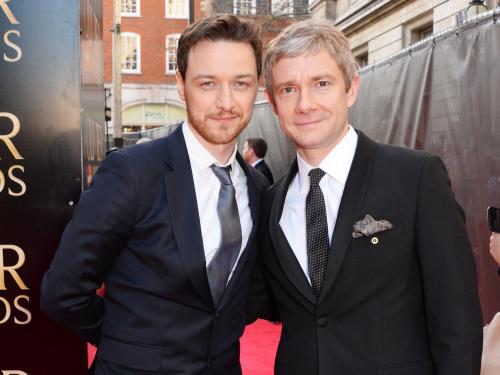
41, 126, 268, 375
254, 160, 274, 185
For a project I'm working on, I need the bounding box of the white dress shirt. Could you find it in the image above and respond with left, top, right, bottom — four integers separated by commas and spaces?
251, 158, 263, 167
182, 122, 252, 281
279, 126, 358, 283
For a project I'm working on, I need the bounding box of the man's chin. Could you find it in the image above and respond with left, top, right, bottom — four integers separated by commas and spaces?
199, 128, 240, 146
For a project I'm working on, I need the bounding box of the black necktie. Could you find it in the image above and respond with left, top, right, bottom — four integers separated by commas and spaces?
207, 164, 242, 305
306, 168, 329, 297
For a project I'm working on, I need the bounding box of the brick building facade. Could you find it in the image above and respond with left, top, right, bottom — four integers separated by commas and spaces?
104, 0, 304, 136
104, 0, 203, 134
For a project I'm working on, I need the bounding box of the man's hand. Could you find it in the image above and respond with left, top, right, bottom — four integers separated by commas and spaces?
489, 232, 500, 266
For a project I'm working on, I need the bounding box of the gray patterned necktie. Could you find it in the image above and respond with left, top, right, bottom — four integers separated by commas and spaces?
207, 164, 242, 305
306, 168, 329, 297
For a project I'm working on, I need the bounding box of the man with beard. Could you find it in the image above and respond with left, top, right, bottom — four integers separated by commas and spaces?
41, 15, 268, 375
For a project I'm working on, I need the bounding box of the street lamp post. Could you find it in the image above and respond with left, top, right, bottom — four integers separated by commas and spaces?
466, 0, 489, 16
112, 0, 123, 148
456, 0, 490, 25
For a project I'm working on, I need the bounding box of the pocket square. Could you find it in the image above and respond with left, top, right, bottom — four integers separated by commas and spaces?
352, 214, 394, 238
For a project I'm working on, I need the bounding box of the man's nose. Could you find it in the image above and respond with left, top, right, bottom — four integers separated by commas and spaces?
215, 84, 235, 112
296, 88, 317, 114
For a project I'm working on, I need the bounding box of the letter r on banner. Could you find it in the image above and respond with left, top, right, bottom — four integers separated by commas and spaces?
0, 0, 20, 24
0, 245, 28, 290
0, 112, 23, 160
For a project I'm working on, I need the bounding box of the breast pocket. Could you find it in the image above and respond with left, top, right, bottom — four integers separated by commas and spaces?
350, 221, 406, 250
343, 222, 407, 277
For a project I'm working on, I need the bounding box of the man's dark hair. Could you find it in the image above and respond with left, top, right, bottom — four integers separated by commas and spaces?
247, 138, 268, 158
177, 14, 262, 80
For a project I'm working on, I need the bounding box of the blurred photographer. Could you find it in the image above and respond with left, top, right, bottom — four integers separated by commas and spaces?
481, 207, 500, 375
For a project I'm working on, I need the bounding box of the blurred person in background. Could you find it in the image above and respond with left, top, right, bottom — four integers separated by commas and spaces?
243, 137, 274, 184
481, 223, 500, 374
489, 232, 500, 266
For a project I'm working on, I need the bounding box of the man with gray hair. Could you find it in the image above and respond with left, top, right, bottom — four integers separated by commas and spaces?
249, 19, 483, 375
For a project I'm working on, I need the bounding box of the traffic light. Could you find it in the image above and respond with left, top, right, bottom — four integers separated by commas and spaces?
105, 106, 111, 122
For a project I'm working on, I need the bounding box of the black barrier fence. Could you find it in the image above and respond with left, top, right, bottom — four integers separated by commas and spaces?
349, 8, 500, 322
240, 9, 500, 322
0, 0, 103, 373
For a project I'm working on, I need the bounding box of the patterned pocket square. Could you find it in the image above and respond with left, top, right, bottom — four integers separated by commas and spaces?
352, 214, 394, 238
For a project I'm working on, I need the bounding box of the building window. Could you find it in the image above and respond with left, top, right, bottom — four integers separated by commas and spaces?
404, 12, 433, 47
353, 43, 369, 70
272, 0, 293, 16
413, 25, 433, 43
165, 0, 188, 18
121, 32, 141, 74
234, 0, 256, 15
122, 0, 140, 16
356, 53, 368, 69
166, 34, 180, 74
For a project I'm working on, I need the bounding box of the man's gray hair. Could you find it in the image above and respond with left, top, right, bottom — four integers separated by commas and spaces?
264, 19, 357, 97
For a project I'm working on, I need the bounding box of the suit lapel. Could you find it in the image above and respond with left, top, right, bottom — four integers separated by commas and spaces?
318, 131, 377, 304
269, 159, 317, 304
163, 126, 214, 308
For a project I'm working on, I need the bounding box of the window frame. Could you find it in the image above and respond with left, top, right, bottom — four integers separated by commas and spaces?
165, 0, 189, 19
353, 43, 369, 69
121, 0, 141, 17
165, 33, 181, 75
271, 0, 293, 16
404, 11, 434, 47
121, 32, 141, 74
233, 0, 257, 15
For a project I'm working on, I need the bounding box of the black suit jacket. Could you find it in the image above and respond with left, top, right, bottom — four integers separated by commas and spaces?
254, 160, 274, 184
250, 131, 483, 375
41, 126, 268, 375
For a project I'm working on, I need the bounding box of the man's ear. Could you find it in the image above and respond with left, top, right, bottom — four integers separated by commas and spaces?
264, 89, 278, 114
346, 74, 361, 108
176, 70, 186, 101
248, 147, 256, 159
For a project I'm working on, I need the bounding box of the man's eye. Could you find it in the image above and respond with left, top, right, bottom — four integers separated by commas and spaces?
201, 81, 215, 88
317, 81, 330, 88
234, 81, 250, 88
281, 87, 295, 95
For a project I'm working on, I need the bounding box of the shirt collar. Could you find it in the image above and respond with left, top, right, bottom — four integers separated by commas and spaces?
297, 125, 358, 192
251, 158, 263, 167
182, 121, 239, 171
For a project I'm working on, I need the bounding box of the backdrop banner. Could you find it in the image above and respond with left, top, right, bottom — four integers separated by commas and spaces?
349, 11, 500, 322
0, 0, 103, 373
242, 11, 500, 322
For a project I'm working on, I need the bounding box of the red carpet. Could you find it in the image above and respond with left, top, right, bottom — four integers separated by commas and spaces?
240, 319, 281, 375
87, 319, 281, 374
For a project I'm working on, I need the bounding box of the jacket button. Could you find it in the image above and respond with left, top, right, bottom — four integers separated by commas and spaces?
317, 318, 328, 327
